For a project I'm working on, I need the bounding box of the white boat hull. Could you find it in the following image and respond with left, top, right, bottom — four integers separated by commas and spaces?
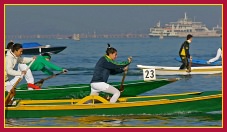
137, 65, 222, 75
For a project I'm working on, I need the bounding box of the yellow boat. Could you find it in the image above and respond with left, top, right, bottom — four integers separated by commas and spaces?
5, 91, 222, 118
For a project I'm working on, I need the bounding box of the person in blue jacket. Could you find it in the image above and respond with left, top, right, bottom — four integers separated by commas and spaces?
90, 44, 132, 103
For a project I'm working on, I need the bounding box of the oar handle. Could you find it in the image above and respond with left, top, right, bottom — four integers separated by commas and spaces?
55, 71, 65, 76
34, 71, 65, 87
35, 71, 64, 83
119, 68, 129, 92
119, 57, 132, 92
120, 71, 127, 85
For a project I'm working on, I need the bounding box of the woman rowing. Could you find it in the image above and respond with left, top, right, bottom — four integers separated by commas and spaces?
90, 44, 132, 103
5, 43, 35, 93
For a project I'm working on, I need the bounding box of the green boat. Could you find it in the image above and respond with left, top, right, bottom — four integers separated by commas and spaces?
5, 91, 222, 118
6, 78, 179, 100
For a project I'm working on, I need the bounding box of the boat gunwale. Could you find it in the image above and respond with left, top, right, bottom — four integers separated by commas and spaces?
15, 78, 178, 92
137, 65, 222, 70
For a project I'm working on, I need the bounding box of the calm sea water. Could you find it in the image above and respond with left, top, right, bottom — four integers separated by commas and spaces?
5, 37, 222, 127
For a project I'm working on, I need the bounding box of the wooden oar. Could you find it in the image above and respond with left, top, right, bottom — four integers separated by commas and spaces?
106, 69, 128, 100
35, 71, 64, 87
119, 70, 128, 92
5, 59, 35, 106
119, 57, 132, 92
105, 71, 128, 99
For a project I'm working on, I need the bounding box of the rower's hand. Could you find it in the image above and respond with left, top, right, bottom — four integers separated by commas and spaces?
21, 71, 27, 75
123, 66, 129, 71
33, 56, 37, 59
63, 69, 68, 73
128, 56, 132, 63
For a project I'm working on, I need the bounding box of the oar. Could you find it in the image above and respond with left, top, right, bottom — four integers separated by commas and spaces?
106, 69, 128, 100
5, 59, 35, 106
119, 57, 132, 92
119, 70, 128, 92
34, 71, 64, 87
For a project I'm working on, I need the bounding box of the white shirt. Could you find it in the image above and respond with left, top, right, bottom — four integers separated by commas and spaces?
5, 50, 33, 81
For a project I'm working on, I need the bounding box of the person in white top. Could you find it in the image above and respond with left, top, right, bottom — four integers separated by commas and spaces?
207, 48, 222, 64
5, 43, 35, 92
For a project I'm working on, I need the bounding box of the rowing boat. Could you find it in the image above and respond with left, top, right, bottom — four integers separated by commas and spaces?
175, 57, 222, 66
5, 91, 222, 118
137, 65, 222, 75
7, 79, 179, 100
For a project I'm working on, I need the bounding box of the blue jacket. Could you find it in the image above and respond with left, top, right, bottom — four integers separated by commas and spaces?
91, 55, 130, 83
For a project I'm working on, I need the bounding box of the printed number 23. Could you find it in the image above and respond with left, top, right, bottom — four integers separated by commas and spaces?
145, 69, 154, 78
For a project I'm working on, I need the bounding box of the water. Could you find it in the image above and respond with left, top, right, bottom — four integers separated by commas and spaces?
5, 37, 222, 127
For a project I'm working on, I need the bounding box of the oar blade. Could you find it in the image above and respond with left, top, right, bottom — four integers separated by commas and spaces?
5, 88, 16, 106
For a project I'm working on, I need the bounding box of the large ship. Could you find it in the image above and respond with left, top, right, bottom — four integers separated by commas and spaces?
149, 13, 222, 37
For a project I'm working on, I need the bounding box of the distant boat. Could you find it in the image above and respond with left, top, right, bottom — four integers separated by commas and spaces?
22, 42, 67, 55
175, 57, 222, 66
137, 65, 222, 75
149, 12, 221, 37
68, 34, 80, 41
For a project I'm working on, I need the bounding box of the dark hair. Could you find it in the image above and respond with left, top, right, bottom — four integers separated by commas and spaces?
106, 43, 117, 55
7, 42, 14, 49
42, 53, 51, 59
187, 34, 193, 40
12, 43, 22, 52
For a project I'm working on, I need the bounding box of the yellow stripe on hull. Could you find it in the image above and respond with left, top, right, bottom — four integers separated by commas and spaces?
16, 91, 203, 105
7, 94, 222, 111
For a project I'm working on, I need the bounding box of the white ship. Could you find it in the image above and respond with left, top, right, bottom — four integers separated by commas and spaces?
149, 13, 222, 37
213, 24, 222, 35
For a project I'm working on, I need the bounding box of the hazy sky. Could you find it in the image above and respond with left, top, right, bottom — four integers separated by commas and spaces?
5, 5, 222, 35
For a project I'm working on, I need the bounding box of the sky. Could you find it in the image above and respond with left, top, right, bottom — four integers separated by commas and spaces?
5, 5, 222, 35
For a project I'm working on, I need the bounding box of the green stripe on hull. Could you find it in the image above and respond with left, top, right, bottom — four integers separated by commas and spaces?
8, 79, 177, 100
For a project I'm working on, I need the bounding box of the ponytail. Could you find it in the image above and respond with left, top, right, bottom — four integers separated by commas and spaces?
7, 42, 14, 49
106, 43, 117, 55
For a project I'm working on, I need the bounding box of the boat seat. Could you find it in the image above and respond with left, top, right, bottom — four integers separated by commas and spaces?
76, 95, 109, 104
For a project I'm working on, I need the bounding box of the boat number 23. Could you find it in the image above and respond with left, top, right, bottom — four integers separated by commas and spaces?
145, 69, 155, 78
143, 69, 156, 80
